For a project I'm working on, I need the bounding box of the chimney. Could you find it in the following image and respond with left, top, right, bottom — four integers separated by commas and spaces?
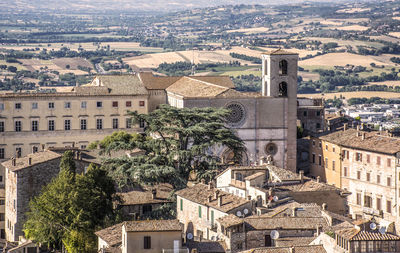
316, 176, 320, 183
151, 189, 157, 199
208, 195, 212, 203
289, 247, 295, 253
343, 123, 348, 131
316, 226, 322, 236
12, 158, 16, 166
208, 182, 213, 190
41, 144, 45, 151
299, 170, 304, 183
247, 196, 252, 201
292, 207, 297, 217
28, 157, 32, 166
201, 178, 205, 184
322, 203, 327, 211
218, 195, 223, 207
215, 190, 220, 199
362, 132, 366, 141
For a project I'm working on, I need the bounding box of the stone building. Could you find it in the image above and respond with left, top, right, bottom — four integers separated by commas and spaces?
96, 220, 184, 253
239, 245, 327, 253
297, 97, 324, 135
167, 49, 299, 171
309, 127, 400, 233
1, 149, 97, 242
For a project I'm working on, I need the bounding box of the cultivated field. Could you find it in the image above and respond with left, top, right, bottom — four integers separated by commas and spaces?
300, 52, 392, 68
301, 91, 400, 100
19, 57, 92, 75
389, 32, 400, 39
366, 81, 400, 87
333, 25, 369, 31
227, 27, 269, 34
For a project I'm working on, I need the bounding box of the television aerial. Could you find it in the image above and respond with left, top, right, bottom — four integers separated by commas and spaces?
370, 223, 377, 230
270, 230, 280, 240
187, 233, 193, 240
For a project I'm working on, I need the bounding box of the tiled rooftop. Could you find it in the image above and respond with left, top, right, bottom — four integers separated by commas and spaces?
336, 228, 400, 241
176, 183, 250, 213
1, 150, 61, 172
139, 72, 181, 90
239, 245, 326, 253
245, 216, 328, 230
261, 49, 299, 55
166, 77, 229, 98
118, 184, 173, 205
124, 219, 182, 232
95, 223, 123, 247
92, 75, 148, 95
217, 214, 243, 228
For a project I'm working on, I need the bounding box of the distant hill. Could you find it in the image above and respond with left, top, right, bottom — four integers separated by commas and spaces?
1, 0, 366, 13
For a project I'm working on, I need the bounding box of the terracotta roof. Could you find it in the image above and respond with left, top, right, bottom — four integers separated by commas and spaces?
217, 214, 243, 228
90, 75, 148, 95
166, 76, 229, 98
118, 184, 173, 205
216, 89, 263, 98
124, 219, 182, 232
245, 172, 265, 181
72, 86, 110, 95
189, 76, 234, 88
261, 49, 298, 55
139, 72, 181, 90
336, 228, 400, 241
187, 240, 226, 253
245, 216, 328, 230
239, 245, 326, 253
1, 151, 61, 172
275, 179, 338, 192
268, 166, 301, 182
319, 128, 400, 155
274, 236, 316, 247
95, 223, 123, 247
175, 183, 250, 213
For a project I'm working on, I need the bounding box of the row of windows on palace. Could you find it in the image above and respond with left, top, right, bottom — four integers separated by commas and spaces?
354, 192, 395, 216
0, 100, 145, 111
0, 117, 143, 132
312, 140, 395, 168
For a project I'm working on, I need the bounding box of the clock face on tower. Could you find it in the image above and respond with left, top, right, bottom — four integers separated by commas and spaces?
225, 102, 246, 127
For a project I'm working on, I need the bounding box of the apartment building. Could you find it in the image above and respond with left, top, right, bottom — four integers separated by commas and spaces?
309, 127, 400, 233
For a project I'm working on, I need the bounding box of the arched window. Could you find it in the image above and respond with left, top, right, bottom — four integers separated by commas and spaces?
279, 60, 288, 75
279, 82, 288, 97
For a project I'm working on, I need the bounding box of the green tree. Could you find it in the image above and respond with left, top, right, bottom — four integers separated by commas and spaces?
24, 152, 117, 252
103, 105, 245, 190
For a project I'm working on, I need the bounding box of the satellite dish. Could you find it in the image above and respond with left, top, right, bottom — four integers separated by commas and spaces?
236, 210, 242, 217
243, 208, 249, 215
273, 196, 279, 202
270, 230, 280, 240
379, 226, 386, 235
187, 233, 193, 240
370, 223, 377, 230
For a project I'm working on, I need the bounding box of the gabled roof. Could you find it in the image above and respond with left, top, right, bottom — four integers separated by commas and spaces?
138, 72, 181, 90
118, 184, 173, 206
89, 75, 148, 95
176, 183, 250, 213
124, 219, 182, 232
166, 76, 230, 98
95, 223, 123, 247
217, 214, 243, 228
239, 245, 326, 253
336, 228, 400, 241
261, 49, 298, 55
1, 150, 61, 172
245, 216, 328, 230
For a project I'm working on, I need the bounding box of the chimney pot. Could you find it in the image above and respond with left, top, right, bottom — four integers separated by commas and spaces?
12, 158, 16, 166
289, 247, 294, 253
215, 190, 220, 199
208, 182, 213, 190
151, 189, 157, 199
322, 203, 327, 211
208, 195, 212, 203
28, 157, 32, 166
316, 176, 321, 183
299, 170, 304, 183
292, 207, 297, 217
343, 123, 348, 131
218, 195, 223, 207
362, 132, 366, 140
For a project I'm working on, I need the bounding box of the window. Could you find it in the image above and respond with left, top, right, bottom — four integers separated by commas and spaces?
319, 142, 322, 148
198, 206, 202, 218
0, 121, 4, 132
32, 146, 38, 153
312, 140, 315, 146
278, 82, 288, 97
112, 101, 118, 107
126, 118, 132, 129
303, 111, 307, 117
126, 101, 132, 107
387, 177, 391, 187
364, 195, 372, 208
387, 200, 392, 213
81, 101, 87, 109
343, 167, 347, 177
332, 146, 335, 153
143, 205, 152, 214
367, 154, 370, 163
387, 158, 392, 167
80, 119, 87, 130
355, 152, 362, 162
32, 102, 38, 109
318, 155, 322, 166
96, 101, 102, 108
31, 120, 38, 131
325, 158, 328, 168
332, 160, 335, 171
139, 101, 145, 107
0, 103, 3, 110
48, 120, 55, 131
312, 154, 315, 164
112, 118, 119, 129
279, 59, 288, 75
15, 147, 21, 158
356, 193, 361, 205
0, 148, 4, 159
64, 102, 71, 109
366, 172, 370, 182
377, 175, 381, 184
317, 111, 321, 116
48, 102, 54, 109
15, 103, 21, 109
377, 156, 381, 165
357, 171, 361, 180
64, 120, 71, 131
96, 119, 103, 130
15, 121, 21, 132
377, 198, 382, 210
144, 236, 151, 249
325, 144, 328, 151
180, 198, 183, 211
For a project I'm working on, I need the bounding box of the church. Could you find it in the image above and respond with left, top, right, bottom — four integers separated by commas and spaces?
150, 49, 299, 171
